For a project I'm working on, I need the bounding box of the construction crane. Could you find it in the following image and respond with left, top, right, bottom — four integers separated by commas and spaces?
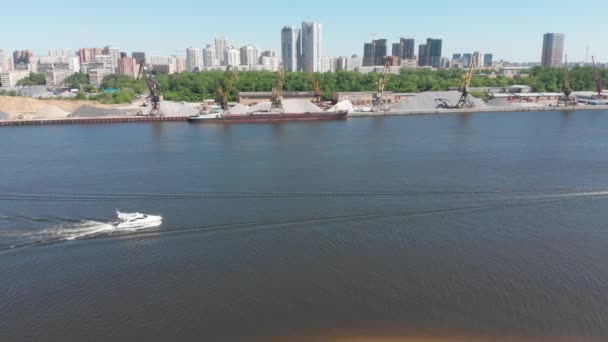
558, 55, 575, 107
371, 59, 391, 112
592, 56, 605, 99
308, 72, 323, 105
453, 55, 477, 109
270, 63, 285, 113
217, 66, 238, 110
137, 60, 162, 116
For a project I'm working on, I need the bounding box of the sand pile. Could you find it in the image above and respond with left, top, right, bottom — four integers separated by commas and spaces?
226, 104, 250, 114
284, 99, 322, 113
144, 101, 199, 116
68, 106, 127, 118
27, 105, 69, 119
0, 96, 107, 116
392, 91, 488, 111
328, 100, 357, 113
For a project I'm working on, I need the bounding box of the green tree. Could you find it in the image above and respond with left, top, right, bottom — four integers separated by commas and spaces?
63, 72, 89, 88
16, 73, 46, 86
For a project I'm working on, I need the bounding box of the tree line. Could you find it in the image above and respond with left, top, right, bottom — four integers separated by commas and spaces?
4, 67, 607, 104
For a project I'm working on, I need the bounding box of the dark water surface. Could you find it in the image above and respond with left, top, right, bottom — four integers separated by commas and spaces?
1, 111, 608, 341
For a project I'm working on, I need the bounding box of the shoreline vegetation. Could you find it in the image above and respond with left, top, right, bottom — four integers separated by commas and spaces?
1, 66, 606, 104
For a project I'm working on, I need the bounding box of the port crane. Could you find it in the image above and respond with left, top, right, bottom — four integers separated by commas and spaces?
371, 59, 391, 112
309, 72, 323, 105
592, 56, 605, 99
137, 60, 162, 116
217, 66, 238, 110
558, 55, 576, 107
270, 63, 285, 113
453, 55, 477, 109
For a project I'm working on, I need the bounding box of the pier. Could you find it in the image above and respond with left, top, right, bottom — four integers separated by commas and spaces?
0, 116, 188, 127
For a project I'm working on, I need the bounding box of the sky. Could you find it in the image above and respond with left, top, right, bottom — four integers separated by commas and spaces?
3, 0, 607, 63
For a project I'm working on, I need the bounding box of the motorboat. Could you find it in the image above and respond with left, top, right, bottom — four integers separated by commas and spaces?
116, 211, 162, 229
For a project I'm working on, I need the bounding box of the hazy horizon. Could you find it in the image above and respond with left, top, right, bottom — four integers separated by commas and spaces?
3, 0, 608, 63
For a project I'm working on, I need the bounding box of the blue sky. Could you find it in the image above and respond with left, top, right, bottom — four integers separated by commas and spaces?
3, 0, 607, 63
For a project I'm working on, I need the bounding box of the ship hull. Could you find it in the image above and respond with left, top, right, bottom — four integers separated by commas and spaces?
187, 111, 347, 123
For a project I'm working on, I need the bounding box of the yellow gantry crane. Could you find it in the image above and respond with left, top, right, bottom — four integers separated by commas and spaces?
453, 55, 477, 109
217, 66, 238, 111
309, 72, 323, 105
371, 59, 392, 112
270, 63, 285, 113
592, 56, 605, 99
558, 55, 575, 107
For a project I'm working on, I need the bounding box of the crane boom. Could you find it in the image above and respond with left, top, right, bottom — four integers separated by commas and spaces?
137, 60, 162, 116
592, 56, 604, 99
558, 55, 575, 107
453, 55, 477, 109
217, 66, 238, 110
309, 72, 323, 104
270, 63, 285, 113
371, 59, 391, 112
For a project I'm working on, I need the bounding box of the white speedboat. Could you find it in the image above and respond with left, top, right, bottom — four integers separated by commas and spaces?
116, 211, 162, 229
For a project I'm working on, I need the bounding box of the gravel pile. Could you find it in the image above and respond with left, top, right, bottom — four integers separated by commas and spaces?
68, 106, 127, 118
249, 100, 323, 113
226, 104, 250, 114
392, 91, 488, 111
157, 101, 199, 116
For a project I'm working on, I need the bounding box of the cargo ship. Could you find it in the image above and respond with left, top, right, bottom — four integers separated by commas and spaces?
187, 110, 348, 123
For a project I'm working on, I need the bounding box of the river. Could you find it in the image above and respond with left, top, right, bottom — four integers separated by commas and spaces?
1, 110, 608, 341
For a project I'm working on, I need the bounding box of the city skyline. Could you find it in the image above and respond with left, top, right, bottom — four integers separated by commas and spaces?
2, 0, 607, 63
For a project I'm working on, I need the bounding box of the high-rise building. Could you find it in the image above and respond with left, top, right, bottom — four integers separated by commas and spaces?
281, 26, 302, 72
240, 45, 259, 66
13, 50, 36, 64
363, 39, 388, 66
462, 53, 472, 67
118, 57, 139, 78
132, 52, 146, 65
78, 48, 102, 64
418, 38, 442, 68
402, 38, 415, 60
203, 45, 217, 67
484, 53, 493, 67
392, 43, 403, 59
473, 51, 485, 68
301, 21, 322, 72
392, 38, 415, 60
541, 33, 565, 68
215, 37, 229, 66
224, 48, 240, 67
102, 46, 120, 73
452, 54, 462, 63
175, 57, 187, 73
347, 55, 362, 71
363, 42, 375, 67
186, 47, 201, 72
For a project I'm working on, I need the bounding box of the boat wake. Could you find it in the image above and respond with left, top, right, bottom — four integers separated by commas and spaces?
0, 212, 164, 251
